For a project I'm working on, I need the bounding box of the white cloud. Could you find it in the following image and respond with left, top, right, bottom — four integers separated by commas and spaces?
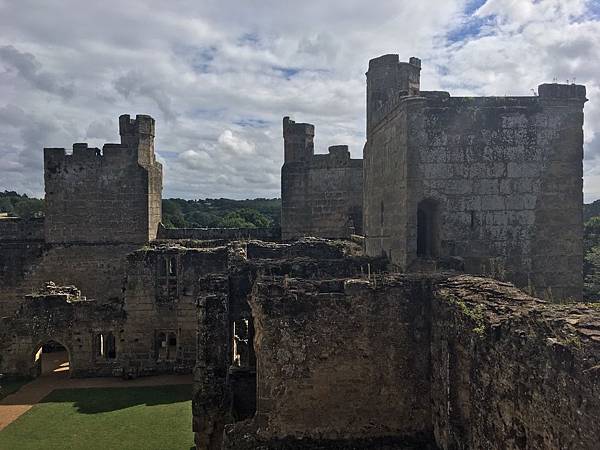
217, 129, 255, 155
0, 0, 599, 200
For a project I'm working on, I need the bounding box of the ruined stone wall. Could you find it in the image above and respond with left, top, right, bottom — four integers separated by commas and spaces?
0, 243, 138, 317
0, 218, 47, 316
248, 276, 432, 443
120, 244, 228, 376
193, 240, 388, 450
1, 242, 231, 380
431, 275, 600, 450
44, 114, 162, 245
0, 284, 125, 378
193, 273, 230, 450
218, 270, 600, 450
0, 217, 44, 242
157, 224, 280, 241
282, 118, 363, 240
364, 77, 585, 300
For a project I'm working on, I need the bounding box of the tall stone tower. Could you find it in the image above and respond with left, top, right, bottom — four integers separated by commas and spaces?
281, 117, 363, 240
366, 54, 421, 132
44, 114, 163, 244
281, 117, 314, 239
363, 53, 586, 300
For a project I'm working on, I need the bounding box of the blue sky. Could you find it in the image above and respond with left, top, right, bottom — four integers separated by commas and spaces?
0, 0, 599, 201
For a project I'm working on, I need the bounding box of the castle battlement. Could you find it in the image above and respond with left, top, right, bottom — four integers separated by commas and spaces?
283, 116, 315, 138
281, 116, 363, 239
364, 53, 586, 300
538, 83, 587, 100
282, 116, 315, 163
366, 54, 421, 132
119, 114, 155, 137
44, 114, 161, 171
44, 142, 136, 169
368, 82, 588, 136
43, 114, 163, 245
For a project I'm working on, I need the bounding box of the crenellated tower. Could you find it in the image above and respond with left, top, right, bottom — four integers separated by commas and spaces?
119, 114, 157, 167
281, 117, 363, 240
44, 114, 163, 244
366, 54, 421, 133
283, 116, 315, 163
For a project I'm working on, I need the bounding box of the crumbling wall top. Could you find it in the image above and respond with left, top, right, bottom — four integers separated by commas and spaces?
283, 116, 314, 137
538, 83, 587, 101
119, 114, 155, 137
24, 281, 84, 303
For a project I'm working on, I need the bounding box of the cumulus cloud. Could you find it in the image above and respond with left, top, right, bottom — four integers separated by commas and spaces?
217, 130, 255, 155
114, 70, 177, 122
0, 0, 599, 200
178, 149, 213, 170
0, 45, 74, 98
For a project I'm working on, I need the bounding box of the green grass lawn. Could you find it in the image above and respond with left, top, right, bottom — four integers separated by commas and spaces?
0, 384, 194, 450
0, 379, 30, 401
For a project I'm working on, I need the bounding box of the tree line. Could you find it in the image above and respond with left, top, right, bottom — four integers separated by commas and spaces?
0, 191, 280, 229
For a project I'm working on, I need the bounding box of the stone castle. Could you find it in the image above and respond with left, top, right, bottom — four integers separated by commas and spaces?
0, 54, 598, 450
283, 55, 586, 301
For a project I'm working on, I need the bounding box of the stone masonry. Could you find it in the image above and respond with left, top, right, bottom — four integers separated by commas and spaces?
281, 117, 363, 240
363, 54, 586, 301
0, 115, 162, 316
190, 240, 600, 450
44, 114, 162, 244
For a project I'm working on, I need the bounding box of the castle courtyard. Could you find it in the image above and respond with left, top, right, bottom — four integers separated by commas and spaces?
2, 1, 600, 449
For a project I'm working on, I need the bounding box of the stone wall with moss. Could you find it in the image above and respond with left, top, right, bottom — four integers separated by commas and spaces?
221, 272, 600, 449
431, 276, 600, 449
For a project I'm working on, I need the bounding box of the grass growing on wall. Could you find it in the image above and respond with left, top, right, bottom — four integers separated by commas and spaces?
0, 384, 194, 450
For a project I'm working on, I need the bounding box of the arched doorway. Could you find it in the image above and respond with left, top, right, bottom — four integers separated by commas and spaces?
32, 339, 70, 378
417, 199, 440, 258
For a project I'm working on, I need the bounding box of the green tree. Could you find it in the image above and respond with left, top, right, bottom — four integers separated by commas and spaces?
13, 198, 44, 218
218, 212, 256, 228
236, 208, 271, 228
161, 200, 186, 228
583, 216, 600, 300
0, 197, 14, 214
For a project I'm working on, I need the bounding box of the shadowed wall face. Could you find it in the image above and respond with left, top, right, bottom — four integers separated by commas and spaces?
250, 277, 432, 441
281, 117, 363, 240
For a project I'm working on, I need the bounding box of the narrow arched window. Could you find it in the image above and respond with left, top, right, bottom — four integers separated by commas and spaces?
167, 332, 177, 361
105, 332, 116, 359
168, 257, 177, 276
417, 199, 440, 257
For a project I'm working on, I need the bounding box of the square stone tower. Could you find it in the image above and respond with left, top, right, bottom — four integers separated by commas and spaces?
43, 114, 163, 244
281, 117, 363, 240
363, 54, 586, 300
